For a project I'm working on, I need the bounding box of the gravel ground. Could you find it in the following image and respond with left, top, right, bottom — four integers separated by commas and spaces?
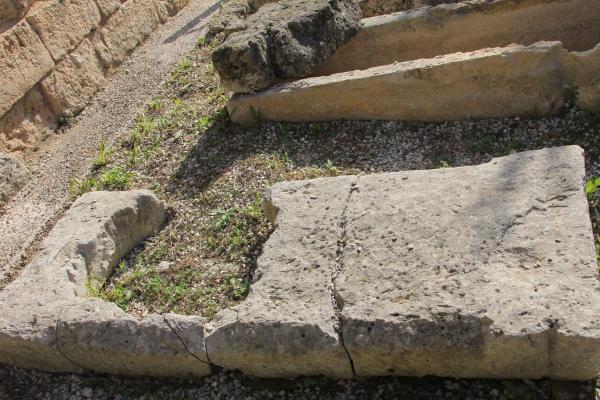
0, 0, 220, 289
1, 364, 597, 400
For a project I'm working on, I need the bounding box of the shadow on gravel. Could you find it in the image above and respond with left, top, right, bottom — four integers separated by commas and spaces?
171, 106, 600, 199
1, 363, 597, 400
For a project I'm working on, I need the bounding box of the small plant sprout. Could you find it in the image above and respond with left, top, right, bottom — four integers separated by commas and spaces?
99, 166, 133, 191
325, 159, 339, 176
93, 139, 110, 169
585, 176, 600, 198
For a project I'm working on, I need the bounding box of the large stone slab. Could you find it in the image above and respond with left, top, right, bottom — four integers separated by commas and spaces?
0, 190, 211, 377
26, 0, 102, 61
306, 146, 596, 380
41, 38, 108, 116
228, 42, 567, 123
211, 0, 362, 93
316, 0, 600, 76
0, 20, 54, 118
205, 176, 355, 378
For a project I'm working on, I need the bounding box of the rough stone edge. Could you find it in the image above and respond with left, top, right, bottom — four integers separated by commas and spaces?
0, 190, 211, 377
227, 41, 600, 123
316, 0, 600, 75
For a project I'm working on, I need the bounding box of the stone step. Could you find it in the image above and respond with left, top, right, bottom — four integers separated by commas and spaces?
227, 41, 600, 124
315, 0, 600, 76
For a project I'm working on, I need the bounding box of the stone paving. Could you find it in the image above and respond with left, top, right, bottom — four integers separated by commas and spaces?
1, 147, 598, 380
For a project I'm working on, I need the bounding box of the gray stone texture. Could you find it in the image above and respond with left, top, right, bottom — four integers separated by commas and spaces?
205, 176, 356, 378
0, 190, 210, 377
211, 0, 362, 93
0, 152, 28, 207
332, 146, 598, 380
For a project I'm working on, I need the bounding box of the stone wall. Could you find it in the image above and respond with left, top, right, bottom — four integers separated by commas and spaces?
0, 0, 191, 152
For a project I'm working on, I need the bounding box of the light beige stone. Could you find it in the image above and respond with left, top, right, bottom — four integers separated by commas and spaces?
0, 20, 54, 117
100, 0, 161, 66
26, 0, 102, 61
228, 42, 566, 123
41, 38, 108, 116
154, 0, 191, 23
0, 191, 195, 375
562, 44, 600, 114
93, 0, 121, 20
205, 177, 355, 378
316, 0, 600, 76
0, 86, 57, 152
334, 146, 599, 380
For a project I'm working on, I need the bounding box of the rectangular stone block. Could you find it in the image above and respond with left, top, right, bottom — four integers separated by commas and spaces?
316, 0, 600, 76
100, 0, 161, 66
205, 177, 356, 378
41, 38, 107, 116
0, 20, 54, 117
93, 0, 121, 20
228, 42, 566, 123
331, 146, 599, 380
26, 0, 102, 61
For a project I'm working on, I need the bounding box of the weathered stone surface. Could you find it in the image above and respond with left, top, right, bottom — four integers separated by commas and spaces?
154, 0, 191, 23
563, 44, 600, 114
26, 0, 102, 61
41, 38, 108, 116
0, 152, 28, 206
100, 0, 161, 66
317, 0, 600, 76
0, 86, 57, 152
212, 0, 362, 93
0, 190, 175, 373
228, 42, 566, 123
57, 302, 210, 377
93, 0, 121, 20
0, 20, 54, 118
0, 0, 19, 23
206, 177, 355, 378
332, 146, 599, 380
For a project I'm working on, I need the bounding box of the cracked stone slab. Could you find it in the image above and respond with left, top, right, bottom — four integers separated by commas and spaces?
0, 190, 211, 377
205, 176, 356, 378
332, 146, 599, 380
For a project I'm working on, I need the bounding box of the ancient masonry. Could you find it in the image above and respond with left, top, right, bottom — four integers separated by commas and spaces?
222, 0, 600, 123
0, 0, 599, 382
0, 0, 191, 153
0, 147, 598, 379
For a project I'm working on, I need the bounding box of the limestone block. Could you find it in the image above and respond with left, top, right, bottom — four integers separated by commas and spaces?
0, 86, 57, 152
317, 0, 600, 76
93, 0, 121, 20
205, 177, 355, 378
154, 0, 191, 23
228, 42, 566, 123
41, 39, 108, 116
26, 0, 102, 61
334, 146, 599, 380
57, 302, 211, 377
0, 20, 54, 117
0, 190, 167, 372
100, 0, 161, 66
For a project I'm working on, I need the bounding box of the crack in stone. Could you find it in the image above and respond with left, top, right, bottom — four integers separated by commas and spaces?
54, 311, 88, 373
330, 176, 360, 376
163, 315, 211, 368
